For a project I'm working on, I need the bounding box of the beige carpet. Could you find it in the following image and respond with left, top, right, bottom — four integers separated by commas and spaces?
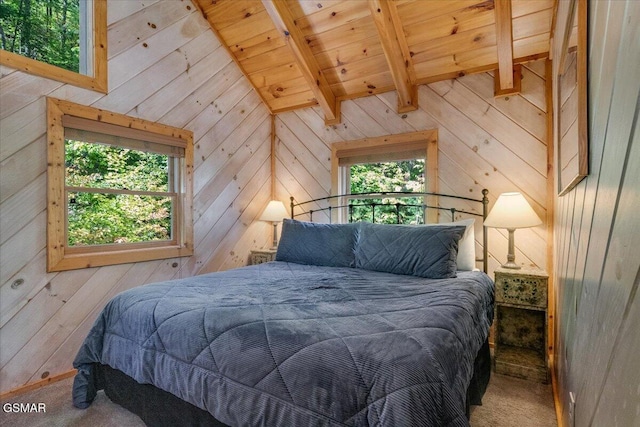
469, 373, 557, 427
1, 373, 556, 426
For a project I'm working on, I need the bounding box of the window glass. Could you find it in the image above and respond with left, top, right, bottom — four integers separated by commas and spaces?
65, 140, 175, 247
1, 0, 84, 73
348, 159, 426, 224
1, 1, 106, 92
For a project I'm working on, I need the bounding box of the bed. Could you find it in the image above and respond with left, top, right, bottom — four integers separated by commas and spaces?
72, 191, 494, 427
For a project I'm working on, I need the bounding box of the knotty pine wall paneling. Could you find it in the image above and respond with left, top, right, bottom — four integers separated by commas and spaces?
276, 60, 549, 278
0, 0, 270, 393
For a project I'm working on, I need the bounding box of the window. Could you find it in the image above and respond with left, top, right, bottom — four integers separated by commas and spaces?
47, 98, 193, 271
331, 130, 439, 223
0, 0, 107, 92
348, 159, 426, 224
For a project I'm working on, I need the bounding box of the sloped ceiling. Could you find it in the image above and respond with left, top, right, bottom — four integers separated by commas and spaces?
193, 0, 554, 123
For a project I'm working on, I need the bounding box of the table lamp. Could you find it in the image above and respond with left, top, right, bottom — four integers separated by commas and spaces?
484, 192, 541, 269
260, 200, 289, 249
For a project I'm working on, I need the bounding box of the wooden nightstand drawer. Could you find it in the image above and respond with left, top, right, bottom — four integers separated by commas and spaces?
495, 268, 548, 308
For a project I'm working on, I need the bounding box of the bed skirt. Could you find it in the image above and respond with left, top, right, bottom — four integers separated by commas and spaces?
94, 339, 491, 426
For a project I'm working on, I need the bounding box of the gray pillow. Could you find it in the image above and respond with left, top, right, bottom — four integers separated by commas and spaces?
354, 223, 466, 278
275, 219, 358, 267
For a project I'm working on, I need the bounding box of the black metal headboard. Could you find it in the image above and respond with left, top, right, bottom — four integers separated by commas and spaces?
289, 190, 490, 273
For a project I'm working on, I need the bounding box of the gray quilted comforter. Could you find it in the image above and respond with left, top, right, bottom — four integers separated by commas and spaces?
73, 262, 494, 426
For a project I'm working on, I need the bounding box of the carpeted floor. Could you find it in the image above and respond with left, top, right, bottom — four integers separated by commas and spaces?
469, 373, 557, 427
1, 373, 556, 426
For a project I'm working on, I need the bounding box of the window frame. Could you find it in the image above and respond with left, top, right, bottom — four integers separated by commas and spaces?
46, 97, 193, 272
331, 130, 439, 223
0, 0, 108, 93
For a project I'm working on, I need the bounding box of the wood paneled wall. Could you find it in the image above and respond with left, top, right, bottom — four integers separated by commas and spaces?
0, 0, 271, 393
553, 1, 640, 426
275, 60, 549, 277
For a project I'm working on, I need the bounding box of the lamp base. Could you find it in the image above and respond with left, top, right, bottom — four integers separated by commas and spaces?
500, 261, 521, 269
501, 228, 521, 269
271, 222, 279, 249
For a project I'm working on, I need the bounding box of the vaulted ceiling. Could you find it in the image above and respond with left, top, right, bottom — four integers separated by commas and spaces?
193, 0, 555, 123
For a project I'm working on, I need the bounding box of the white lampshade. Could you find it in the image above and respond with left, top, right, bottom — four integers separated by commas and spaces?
260, 200, 288, 249
484, 192, 541, 229
260, 200, 289, 223
484, 192, 541, 269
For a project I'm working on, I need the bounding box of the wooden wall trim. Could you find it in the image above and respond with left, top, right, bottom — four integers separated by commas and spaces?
271, 114, 276, 199
0, 370, 76, 400
545, 56, 559, 427
545, 58, 556, 367
550, 357, 565, 427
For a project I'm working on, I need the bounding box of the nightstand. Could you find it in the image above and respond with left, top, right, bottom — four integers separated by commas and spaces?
494, 267, 549, 383
250, 249, 277, 265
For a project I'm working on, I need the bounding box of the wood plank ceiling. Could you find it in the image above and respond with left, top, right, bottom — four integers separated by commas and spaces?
193, 0, 554, 123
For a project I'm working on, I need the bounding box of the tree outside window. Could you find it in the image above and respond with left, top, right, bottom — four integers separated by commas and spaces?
331, 130, 439, 225
349, 160, 426, 224
0, 0, 82, 72
65, 140, 174, 247
0, 0, 107, 92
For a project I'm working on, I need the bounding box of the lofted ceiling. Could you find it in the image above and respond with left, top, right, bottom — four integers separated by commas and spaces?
192, 0, 555, 124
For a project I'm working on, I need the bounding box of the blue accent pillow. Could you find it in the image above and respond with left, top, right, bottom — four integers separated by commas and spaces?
275, 219, 358, 267
354, 223, 466, 278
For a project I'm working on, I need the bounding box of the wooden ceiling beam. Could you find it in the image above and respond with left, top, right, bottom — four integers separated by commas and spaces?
261, 0, 340, 124
494, 63, 522, 97
494, 0, 515, 90
192, 0, 274, 115
368, 0, 418, 113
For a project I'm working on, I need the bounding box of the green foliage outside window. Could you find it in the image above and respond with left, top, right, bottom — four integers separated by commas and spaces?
0, 0, 80, 72
349, 160, 426, 224
65, 140, 173, 247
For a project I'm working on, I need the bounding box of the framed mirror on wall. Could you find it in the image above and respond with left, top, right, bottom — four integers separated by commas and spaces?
556, 0, 588, 196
